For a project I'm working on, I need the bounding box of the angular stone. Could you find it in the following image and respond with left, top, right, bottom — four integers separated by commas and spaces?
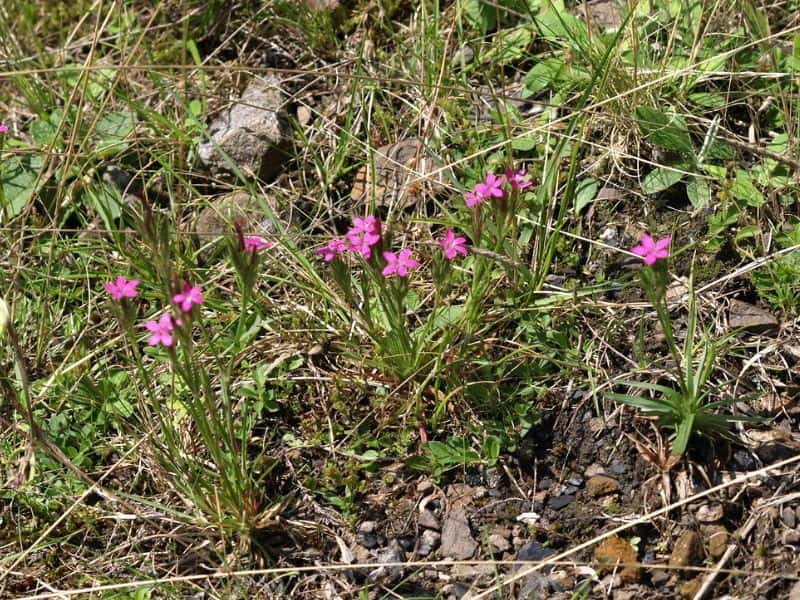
418, 509, 440, 531
350, 138, 451, 210
669, 530, 703, 568
696, 503, 724, 523
587, 475, 619, 497
193, 191, 282, 256
548, 494, 575, 510
679, 576, 703, 599
199, 73, 292, 179
417, 529, 440, 557
488, 532, 511, 554
594, 535, 640, 583
728, 299, 778, 334
705, 525, 729, 559
440, 510, 477, 560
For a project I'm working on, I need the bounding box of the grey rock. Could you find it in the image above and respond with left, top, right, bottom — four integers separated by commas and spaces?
517, 541, 556, 563
417, 529, 440, 557
518, 574, 552, 599
547, 494, 575, 510
357, 521, 381, 549
193, 191, 285, 258
488, 532, 511, 554
417, 478, 434, 494
609, 460, 627, 474
358, 520, 377, 534
419, 509, 440, 531
198, 74, 292, 179
367, 539, 405, 583
440, 510, 478, 560
783, 506, 797, 529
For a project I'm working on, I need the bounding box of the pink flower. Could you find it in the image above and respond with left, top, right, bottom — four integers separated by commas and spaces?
504, 167, 532, 191
346, 215, 382, 259
104, 276, 139, 300
382, 249, 420, 278
631, 234, 671, 265
0, 124, 7, 134
351, 215, 381, 237
464, 189, 485, 208
172, 283, 204, 312
316, 238, 348, 262
145, 313, 175, 347
438, 230, 468, 260
243, 236, 273, 253
474, 172, 506, 200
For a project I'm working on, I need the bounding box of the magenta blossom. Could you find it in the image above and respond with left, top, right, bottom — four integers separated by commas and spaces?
145, 313, 176, 347
464, 189, 485, 208
631, 234, 671, 265
438, 230, 468, 260
475, 172, 506, 200
172, 283, 204, 312
346, 215, 382, 259
243, 236, 273, 253
504, 167, 532, 191
316, 238, 348, 262
0, 124, 7, 134
382, 249, 420, 278
351, 215, 381, 237
104, 276, 139, 300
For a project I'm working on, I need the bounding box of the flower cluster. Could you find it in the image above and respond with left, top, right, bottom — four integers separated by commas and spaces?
464, 167, 531, 208
104, 276, 205, 348
316, 214, 470, 277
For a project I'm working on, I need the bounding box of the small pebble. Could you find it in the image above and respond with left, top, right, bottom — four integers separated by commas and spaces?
782, 506, 797, 529
548, 494, 575, 510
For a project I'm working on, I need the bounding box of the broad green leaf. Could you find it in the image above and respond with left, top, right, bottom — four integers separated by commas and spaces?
1, 155, 45, 222
688, 93, 727, 110
512, 136, 537, 151
635, 106, 694, 153
641, 166, 684, 194
30, 118, 59, 147
523, 57, 565, 95
730, 169, 764, 207
686, 176, 711, 209
573, 176, 598, 213
483, 435, 501, 465
484, 27, 532, 66
94, 111, 134, 157
460, 0, 496, 33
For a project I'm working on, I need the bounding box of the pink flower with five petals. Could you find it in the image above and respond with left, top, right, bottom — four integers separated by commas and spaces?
104, 276, 139, 300
631, 234, 671, 265
172, 283, 204, 313
504, 167, 532, 191
474, 172, 506, 200
316, 238, 348, 262
438, 230, 468, 260
145, 313, 176, 347
382, 249, 420, 278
